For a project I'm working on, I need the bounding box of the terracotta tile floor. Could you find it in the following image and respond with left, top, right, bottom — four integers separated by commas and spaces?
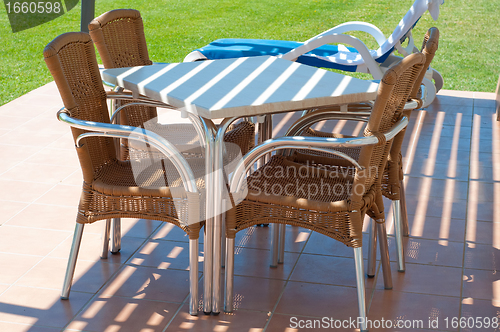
0, 83, 499, 331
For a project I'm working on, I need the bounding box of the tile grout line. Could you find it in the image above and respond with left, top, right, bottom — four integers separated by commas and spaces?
0, 178, 76, 186
0, 140, 59, 177
0, 179, 59, 228
0, 138, 73, 149
0, 221, 75, 299
0, 166, 81, 227
162, 287, 192, 332
0, 222, 73, 231
0, 320, 62, 331
261, 229, 322, 331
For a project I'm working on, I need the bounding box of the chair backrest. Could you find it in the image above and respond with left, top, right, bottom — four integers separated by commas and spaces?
354, 52, 426, 202
88, 9, 157, 128
44, 32, 117, 182
375, 0, 443, 58
88, 9, 152, 68
411, 27, 439, 99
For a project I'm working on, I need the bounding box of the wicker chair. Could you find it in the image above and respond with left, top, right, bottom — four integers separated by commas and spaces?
88, 8, 255, 159
88, 9, 255, 254
295, 28, 440, 274
44, 32, 204, 315
224, 53, 425, 329
378, 27, 439, 270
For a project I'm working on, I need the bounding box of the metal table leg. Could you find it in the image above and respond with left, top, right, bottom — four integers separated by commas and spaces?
212, 118, 238, 314
200, 118, 214, 314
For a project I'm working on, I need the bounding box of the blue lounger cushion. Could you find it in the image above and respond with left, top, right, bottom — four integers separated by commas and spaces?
197, 38, 394, 72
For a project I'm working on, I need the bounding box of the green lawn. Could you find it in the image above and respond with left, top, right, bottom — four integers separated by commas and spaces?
1, 0, 498, 106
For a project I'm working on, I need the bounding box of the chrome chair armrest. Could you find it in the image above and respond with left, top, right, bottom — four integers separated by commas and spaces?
297, 97, 417, 131
109, 101, 175, 124
286, 109, 371, 137
106, 91, 173, 108
106, 91, 209, 156
406, 98, 422, 110
57, 108, 199, 194
229, 115, 408, 194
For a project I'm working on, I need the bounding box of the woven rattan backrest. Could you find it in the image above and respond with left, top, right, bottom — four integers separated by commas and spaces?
89, 9, 156, 127
411, 27, 439, 99
44, 32, 116, 182
383, 29, 439, 200
354, 53, 426, 200
88, 9, 152, 68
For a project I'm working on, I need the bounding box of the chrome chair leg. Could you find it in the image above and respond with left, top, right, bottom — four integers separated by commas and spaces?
224, 237, 235, 313
221, 200, 226, 268
392, 200, 406, 272
212, 215, 222, 314
270, 224, 279, 267
61, 223, 84, 299
203, 218, 213, 314
376, 220, 393, 289
367, 219, 377, 277
110, 218, 121, 254
101, 219, 111, 259
278, 224, 285, 264
354, 247, 368, 332
399, 179, 410, 236
109, 96, 122, 256
189, 238, 199, 315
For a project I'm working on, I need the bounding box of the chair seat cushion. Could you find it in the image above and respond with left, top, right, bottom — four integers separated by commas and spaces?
93, 158, 207, 197
81, 158, 207, 233
245, 155, 355, 212
228, 154, 372, 247
126, 120, 255, 160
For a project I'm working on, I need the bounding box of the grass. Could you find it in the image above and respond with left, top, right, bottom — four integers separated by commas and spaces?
0, 0, 499, 106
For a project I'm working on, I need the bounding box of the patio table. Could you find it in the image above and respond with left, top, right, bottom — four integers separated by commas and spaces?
101, 55, 379, 314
